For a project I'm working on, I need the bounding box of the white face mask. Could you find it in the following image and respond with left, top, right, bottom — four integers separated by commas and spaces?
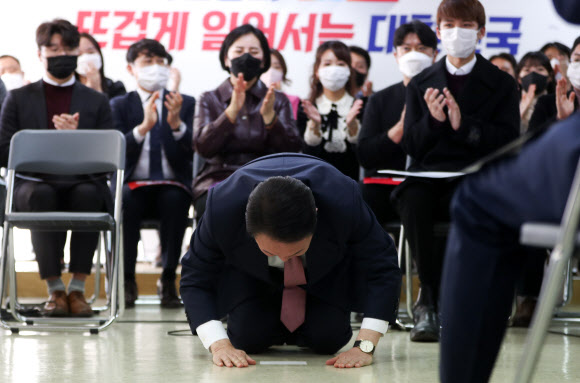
135, 64, 170, 92
260, 68, 284, 88
317, 65, 351, 92
567, 61, 580, 89
76, 53, 103, 76
398, 51, 433, 78
440, 27, 479, 59
1, 72, 25, 90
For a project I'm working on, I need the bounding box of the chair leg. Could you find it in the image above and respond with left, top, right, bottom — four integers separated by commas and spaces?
514, 246, 572, 383
405, 238, 413, 320
87, 232, 102, 305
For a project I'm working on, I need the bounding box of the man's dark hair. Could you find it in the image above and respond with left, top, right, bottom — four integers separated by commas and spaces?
540, 42, 572, 59
0, 55, 21, 66
349, 45, 371, 69
437, 0, 486, 28
36, 19, 80, 49
219, 24, 271, 74
572, 37, 580, 53
393, 20, 438, 50
489, 53, 518, 73
246, 176, 317, 243
126, 39, 172, 64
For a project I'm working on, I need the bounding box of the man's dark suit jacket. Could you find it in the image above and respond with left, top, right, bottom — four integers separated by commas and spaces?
180, 153, 402, 332
109, 90, 195, 189
402, 54, 520, 172
0, 80, 112, 166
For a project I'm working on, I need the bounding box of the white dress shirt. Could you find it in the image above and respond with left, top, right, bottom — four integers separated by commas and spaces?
130, 88, 186, 181
445, 55, 477, 76
42, 74, 75, 87
196, 254, 390, 350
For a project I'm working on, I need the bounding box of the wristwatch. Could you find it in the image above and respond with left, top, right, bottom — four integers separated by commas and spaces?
353, 340, 375, 355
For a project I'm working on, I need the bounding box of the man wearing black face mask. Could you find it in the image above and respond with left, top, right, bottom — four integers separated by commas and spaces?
0, 19, 113, 318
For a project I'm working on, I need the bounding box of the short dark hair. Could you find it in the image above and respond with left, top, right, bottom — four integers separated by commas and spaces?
437, 0, 486, 28
572, 37, 580, 53
540, 42, 572, 59
393, 20, 438, 50
36, 19, 80, 49
246, 176, 317, 243
126, 39, 172, 64
349, 45, 371, 69
489, 53, 517, 73
219, 24, 271, 74
0, 55, 21, 66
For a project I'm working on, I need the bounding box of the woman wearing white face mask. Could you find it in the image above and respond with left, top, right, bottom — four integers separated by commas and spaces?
530, 37, 580, 133
77, 32, 126, 99
260, 49, 300, 120
357, 20, 437, 228
300, 41, 363, 181
394, 0, 520, 344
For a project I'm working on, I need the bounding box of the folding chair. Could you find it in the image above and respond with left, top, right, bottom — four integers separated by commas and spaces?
0, 130, 125, 334
514, 158, 580, 383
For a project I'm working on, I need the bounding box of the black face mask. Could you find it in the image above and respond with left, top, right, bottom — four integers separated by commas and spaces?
47, 55, 78, 80
354, 69, 367, 88
230, 53, 263, 81
521, 72, 549, 95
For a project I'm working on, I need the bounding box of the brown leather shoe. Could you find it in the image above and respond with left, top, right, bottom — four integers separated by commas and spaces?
67, 291, 94, 317
43, 291, 69, 317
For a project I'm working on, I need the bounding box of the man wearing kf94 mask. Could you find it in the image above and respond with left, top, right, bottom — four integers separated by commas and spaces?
109, 39, 196, 309
391, 0, 520, 343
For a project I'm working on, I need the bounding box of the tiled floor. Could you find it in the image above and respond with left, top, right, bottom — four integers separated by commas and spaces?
1, 302, 579, 383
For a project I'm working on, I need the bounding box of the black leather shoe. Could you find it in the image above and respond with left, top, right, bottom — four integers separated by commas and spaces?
125, 279, 138, 308
410, 304, 440, 342
511, 296, 537, 327
157, 277, 182, 308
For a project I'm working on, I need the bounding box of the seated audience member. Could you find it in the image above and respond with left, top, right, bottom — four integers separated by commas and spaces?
260, 49, 300, 119
300, 41, 363, 181
541, 41, 572, 86
530, 37, 580, 133
0, 55, 29, 91
349, 45, 373, 100
357, 20, 437, 226
0, 19, 112, 317
517, 51, 556, 133
396, 0, 520, 342
0, 78, 5, 110
110, 39, 195, 308
489, 52, 517, 79
77, 32, 126, 99
193, 24, 302, 219
181, 153, 401, 369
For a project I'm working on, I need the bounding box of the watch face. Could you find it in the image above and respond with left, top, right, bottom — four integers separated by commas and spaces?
360, 340, 374, 353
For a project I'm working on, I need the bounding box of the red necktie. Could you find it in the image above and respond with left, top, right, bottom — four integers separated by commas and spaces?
280, 256, 307, 332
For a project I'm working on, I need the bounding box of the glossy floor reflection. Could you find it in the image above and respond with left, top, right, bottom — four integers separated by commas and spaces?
1, 303, 579, 383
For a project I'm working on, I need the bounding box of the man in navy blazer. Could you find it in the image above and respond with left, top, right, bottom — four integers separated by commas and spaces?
180, 153, 401, 368
110, 39, 195, 308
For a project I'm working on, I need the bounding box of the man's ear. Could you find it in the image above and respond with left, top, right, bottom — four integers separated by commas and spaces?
477, 27, 486, 41
127, 64, 135, 76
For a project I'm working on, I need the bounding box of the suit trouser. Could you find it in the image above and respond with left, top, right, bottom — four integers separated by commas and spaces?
227, 290, 352, 354
122, 184, 191, 279
14, 180, 105, 279
393, 178, 460, 296
439, 115, 580, 382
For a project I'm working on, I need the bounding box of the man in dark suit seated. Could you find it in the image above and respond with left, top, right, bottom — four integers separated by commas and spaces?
180, 153, 401, 368
110, 39, 195, 308
394, 0, 520, 342
0, 19, 113, 317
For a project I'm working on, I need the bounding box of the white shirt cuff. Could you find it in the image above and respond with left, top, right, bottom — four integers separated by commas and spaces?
196, 320, 229, 350
361, 317, 389, 335
133, 126, 146, 144
304, 120, 323, 146
172, 121, 187, 140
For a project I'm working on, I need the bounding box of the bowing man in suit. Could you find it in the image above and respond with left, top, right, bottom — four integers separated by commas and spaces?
180, 153, 401, 368
110, 39, 195, 308
394, 0, 520, 342
0, 19, 113, 317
